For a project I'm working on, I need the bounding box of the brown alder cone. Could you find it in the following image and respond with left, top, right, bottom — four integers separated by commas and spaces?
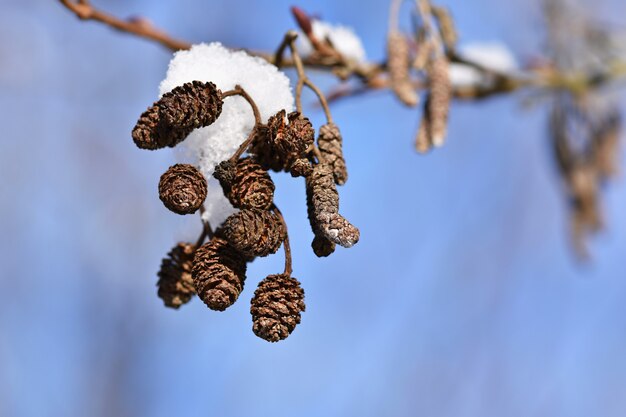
221, 209, 285, 258
213, 158, 275, 210
427, 55, 452, 147
311, 235, 336, 257
250, 274, 306, 342
318, 123, 348, 185
306, 163, 360, 248
192, 237, 247, 311
158, 164, 207, 215
249, 110, 314, 175
387, 30, 419, 107
157, 242, 196, 309
158, 81, 223, 131
132, 105, 190, 150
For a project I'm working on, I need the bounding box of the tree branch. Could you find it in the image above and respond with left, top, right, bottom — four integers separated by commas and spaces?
58, 0, 191, 51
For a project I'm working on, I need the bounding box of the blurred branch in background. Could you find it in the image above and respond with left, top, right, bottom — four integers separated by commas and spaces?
545, 0, 624, 258
57, 0, 625, 259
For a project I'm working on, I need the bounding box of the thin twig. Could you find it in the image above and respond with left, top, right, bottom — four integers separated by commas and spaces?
195, 206, 214, 248
222, 85, 263, 162
222, 85, 262, 125
58, 0, 191, 51
281, 31, 334, 123
272, 205, 293, 276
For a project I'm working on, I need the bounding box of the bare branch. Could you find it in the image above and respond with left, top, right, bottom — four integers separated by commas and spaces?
58, 0, 191, 51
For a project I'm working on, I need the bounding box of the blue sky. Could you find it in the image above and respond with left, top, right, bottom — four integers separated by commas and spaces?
1, 0, 625, 416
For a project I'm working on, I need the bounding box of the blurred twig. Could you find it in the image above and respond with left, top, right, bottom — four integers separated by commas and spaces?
58, 0, 191, 51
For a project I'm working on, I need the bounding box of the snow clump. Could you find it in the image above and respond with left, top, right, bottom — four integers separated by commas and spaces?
159, 42, 295, 226
297, 20, 366, 63
449, 42, 518, 87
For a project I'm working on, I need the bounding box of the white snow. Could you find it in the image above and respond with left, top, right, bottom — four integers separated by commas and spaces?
159, 42, 295, 227
449, 42, 518, 87
297, 20, 366, 63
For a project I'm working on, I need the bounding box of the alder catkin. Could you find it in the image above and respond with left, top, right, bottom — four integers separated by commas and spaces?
213, 158, 275, 210
428, 55, 452, 147
387, 31, 419, 107
306, 164, 360, 248
158, 164, 207, 215
192, 237, 247, 311
221, 209, 285, 258
157, 81, 223, 131
311, 235, 336, 257
289, 158, 313, 178
250, 274, 306, 342
432, 6, 458, 52
318, 123, 348, 185
415, 95, 433, 154
157, 242, 196, 309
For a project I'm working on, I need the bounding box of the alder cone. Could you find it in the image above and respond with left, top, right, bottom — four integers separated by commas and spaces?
132, 105, 162, 150
213, 158, 275, 210
250, 274, 306, 342
287, 112, 315, 150
318, 123, 348, 185
157, 242, 196, 309
306, 164, 360, 248
249, 110, 314, 174
132, 105, 191, 150
221, 209, 285, 258
192, 238, 247, 311
158, 81, 223, 131
158, 164, 207, 215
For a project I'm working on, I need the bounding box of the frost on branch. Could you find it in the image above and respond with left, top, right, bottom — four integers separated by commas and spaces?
159, 42, 295, 226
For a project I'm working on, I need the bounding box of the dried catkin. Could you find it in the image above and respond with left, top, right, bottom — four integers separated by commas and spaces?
192, 237, 247, 311
221, 209, 285, 258
432, 7, 458, 52
387, 31, 419, 107
250, 274, 305, 342
157, 242, 196, 309
157, 81, 223, 131
306, 164, 360, 248
158, 164, 207, 215
311, 235, 336, 257
289, 158, 313, 178
427, 55, 452, 147
415, 95, 433, 154
318, 123, 348, 185
213, 158, 275, 210
249, 110, 314, 174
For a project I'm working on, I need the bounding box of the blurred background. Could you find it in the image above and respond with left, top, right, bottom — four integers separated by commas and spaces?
1, 0, 625, 416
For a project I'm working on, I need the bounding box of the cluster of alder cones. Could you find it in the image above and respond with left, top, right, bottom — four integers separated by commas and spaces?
131, 80, 358, 342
